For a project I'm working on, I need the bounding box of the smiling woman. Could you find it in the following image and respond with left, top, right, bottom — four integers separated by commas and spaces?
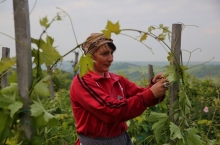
69, 33, 170, 145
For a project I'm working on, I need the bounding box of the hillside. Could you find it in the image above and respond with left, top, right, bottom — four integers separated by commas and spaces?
60, 61, 220, 81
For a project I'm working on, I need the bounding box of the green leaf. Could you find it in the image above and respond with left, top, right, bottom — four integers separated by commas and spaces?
0, 94, 15, 108
44, 111, 54, 122
8, 101, 23, 118
102, 20, 121, 38
105, 20, 121, 34
1, 83, 18, 94
0, 83, 18, 108
32, 113, 59, 128
57, 14, 62, 20
146, 112, 168, 122
159, 24, 164, 29
0, 109, 13, 143
167, 52, 174, 63
162, 65, 188, 84
148, 26, 155, 33
197, 119, 208, 124
140, 33, 147, 42
146, 112, 169, 143
179, 90, 191, 115
8, 71, 17, 84
163, 26, 170, 33
185, 128, 202, 145
33, 75, 50, 97
179, 65, 188, 81
170, 122, 184, 140
206, 120, 212, 126
41, 36, 60, 66
30, 100, 56, 123
213, 98, 219, 105
162, 65, 179, 83
31, 100, 44, 117
135, 116, 143, 123
102, 29, 112, 39
40, 16, 49, 28
158, 33, 166, 41
62, 122, 68, 129
75, 54, 94, 77
31, 38, 39, 47
0, 57, 16, 74
35, 36, 61, 66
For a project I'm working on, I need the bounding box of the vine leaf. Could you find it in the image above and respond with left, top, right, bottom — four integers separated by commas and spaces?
158, 33, 166, 41
146, 112, 169, 143
0, 83, 18, 95
32, 113, 59, 128
197, 119, 212, 126
179, 90, 191, 116
140, 33, 147, 42
102, 20, 121, 38
185, 128, 202, 145
0, 109, 13, 143
32, 36, 61, 66
135, 116, 143, 123
102, 29, 111, 39
57, 13, 62, 20
148, 26, 155, 33
39, 36, 61, 66
0, 57, 16, 74
0, 83, 18, 108
75, 54, 94, 77
170, 122, 184, 141
0, 93, 14, 108
167, 52, 174, 63
33, 75, 50, 97
31, 100, 54, 122
162, 65, 188, 84
40, 16, 49, 28
162, 65, 178, 83
163, 27, 169, 33
8, 101, 23, 118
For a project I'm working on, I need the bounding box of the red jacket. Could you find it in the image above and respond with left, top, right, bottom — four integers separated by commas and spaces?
70, 71, 165, 144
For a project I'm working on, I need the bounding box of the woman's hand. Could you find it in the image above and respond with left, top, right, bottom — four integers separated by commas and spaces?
152, 72, 164, 84
151, 72, 170, 98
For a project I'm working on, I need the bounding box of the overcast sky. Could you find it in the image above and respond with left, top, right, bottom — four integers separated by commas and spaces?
0, 0, 220, 63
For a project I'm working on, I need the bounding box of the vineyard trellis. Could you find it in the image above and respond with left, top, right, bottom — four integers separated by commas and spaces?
1, 47, 10, 88
13, 0, 33, 139
1, 0, 219, 145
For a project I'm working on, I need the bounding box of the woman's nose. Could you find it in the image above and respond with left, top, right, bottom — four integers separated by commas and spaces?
108, 54, 113, 62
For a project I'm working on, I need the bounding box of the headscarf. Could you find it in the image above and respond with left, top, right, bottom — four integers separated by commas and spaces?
82, 33, 116, 55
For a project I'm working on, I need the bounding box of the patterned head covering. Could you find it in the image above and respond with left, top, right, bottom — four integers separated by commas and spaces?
82, 33, 116, 55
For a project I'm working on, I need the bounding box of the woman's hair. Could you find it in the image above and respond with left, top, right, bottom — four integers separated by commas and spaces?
82, 33, 116, 55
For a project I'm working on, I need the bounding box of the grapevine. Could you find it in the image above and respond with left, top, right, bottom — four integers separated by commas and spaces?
0, 13, 219, 145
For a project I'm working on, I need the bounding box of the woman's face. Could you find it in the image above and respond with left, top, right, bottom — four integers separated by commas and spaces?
92, 44, 114, 76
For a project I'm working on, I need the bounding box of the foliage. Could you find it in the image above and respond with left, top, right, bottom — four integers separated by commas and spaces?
0, 14, 219, 145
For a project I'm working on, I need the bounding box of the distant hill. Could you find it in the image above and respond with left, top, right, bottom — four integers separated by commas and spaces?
60, 61, 220, 81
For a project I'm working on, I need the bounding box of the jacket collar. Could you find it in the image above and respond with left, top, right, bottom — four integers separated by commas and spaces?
87, 71, 119, 81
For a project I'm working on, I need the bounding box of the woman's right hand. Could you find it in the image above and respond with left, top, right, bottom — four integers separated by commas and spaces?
150, 78, 170, 98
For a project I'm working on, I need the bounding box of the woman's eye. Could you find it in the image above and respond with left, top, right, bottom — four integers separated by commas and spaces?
102, 52, 109, 55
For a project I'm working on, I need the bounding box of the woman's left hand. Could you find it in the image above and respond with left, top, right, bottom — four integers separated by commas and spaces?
152, 72, 165, 84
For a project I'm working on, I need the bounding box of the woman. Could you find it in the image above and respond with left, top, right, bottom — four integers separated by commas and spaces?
70, 33, 170, 145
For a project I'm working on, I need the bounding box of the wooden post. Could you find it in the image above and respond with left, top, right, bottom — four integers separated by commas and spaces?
13, 0, 33, 139
1, 47, 10, 88
73, 51, 79, 77
148, 64, 154, 82
169, 24, 181, 123
47, 66, 55, 100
